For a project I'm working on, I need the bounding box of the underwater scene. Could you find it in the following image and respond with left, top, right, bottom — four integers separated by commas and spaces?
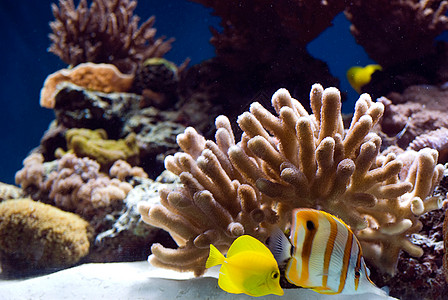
2, 0, 448, 299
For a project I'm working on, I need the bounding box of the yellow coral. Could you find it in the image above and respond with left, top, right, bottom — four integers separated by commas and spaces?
56, 128, 140, 171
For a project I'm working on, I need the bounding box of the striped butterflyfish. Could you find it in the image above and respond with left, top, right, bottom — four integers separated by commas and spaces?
269, 208, 387, 296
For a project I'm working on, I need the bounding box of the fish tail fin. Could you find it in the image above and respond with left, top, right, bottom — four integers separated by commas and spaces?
268, 227, 292, 264
206, 244, 225, 268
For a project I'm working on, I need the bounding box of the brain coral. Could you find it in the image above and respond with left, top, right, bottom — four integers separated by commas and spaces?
0, 199, 92, 274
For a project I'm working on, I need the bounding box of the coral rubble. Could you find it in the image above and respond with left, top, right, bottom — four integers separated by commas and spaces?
90, 170, 181, 263
48, 0, 172, 73
47, 81, 141, 138
139, 84, 444, 276
0, 198, 92, 274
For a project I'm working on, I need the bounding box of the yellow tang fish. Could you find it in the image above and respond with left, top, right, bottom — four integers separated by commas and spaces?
269, 208, 386, 296
206, 235, 284, 297
347, 64, 382, 93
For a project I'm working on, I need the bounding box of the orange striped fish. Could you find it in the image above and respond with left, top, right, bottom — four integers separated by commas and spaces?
269, 208, 386, 296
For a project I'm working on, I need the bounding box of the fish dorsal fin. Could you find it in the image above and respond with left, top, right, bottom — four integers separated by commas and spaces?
227, 235, 272, 258
268, 227, 292, 264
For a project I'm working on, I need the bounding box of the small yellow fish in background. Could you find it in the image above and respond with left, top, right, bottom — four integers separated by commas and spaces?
347, 64, 382, 93
206, 235, 284, 297
269, 208, 387, 296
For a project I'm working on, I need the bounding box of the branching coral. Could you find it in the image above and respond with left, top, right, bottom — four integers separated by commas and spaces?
15, 153, 145, 218
49, 0, 173, 73
138, 120, 276, 276
345, 0, 448, 67
139, 84, 445, 276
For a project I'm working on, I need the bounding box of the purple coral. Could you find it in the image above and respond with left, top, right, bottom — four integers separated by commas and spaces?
48, 0, 173, 73
15, 153, 142, 218
408, 127, 448, 163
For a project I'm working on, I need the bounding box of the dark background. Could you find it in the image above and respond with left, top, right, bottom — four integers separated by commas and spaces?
0, 0, 372, 184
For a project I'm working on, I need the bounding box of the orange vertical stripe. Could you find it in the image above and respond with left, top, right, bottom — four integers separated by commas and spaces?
337, 228, 353, 293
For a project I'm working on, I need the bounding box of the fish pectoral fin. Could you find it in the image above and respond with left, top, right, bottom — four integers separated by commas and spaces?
268, 227, 292, 264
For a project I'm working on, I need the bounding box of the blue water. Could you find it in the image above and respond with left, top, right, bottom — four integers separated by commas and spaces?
0, 0, 373, 184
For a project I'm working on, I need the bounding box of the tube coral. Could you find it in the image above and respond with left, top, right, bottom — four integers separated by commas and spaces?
48, 0, 173, 74
139, 84, 444, 276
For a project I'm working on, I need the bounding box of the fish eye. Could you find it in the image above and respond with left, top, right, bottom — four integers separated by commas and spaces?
355, 270, 361, 278
306, 220, 315, 231
271, 271, 279, 279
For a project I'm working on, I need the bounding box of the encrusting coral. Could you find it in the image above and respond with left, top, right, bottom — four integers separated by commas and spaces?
0, 198, 92, 273
56, 128, 140, 171
48, 0, 172, 74
40, 63, 134, 109
139, 84, 445, 276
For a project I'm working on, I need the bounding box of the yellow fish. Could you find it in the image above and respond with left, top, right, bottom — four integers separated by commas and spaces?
269, 208, 387, 296
206, 235, 284, 297
347, 64, 382, 93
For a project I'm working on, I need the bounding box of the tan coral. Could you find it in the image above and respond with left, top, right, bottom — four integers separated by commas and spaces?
0, 198, 92, 272
40, 63, 134, 108
139, 84, 445, 276
0, 182, 23, 201
109, 160, 148, 181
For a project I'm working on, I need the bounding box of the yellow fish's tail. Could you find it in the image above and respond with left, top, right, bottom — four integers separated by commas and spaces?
206, 244, 225, 268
